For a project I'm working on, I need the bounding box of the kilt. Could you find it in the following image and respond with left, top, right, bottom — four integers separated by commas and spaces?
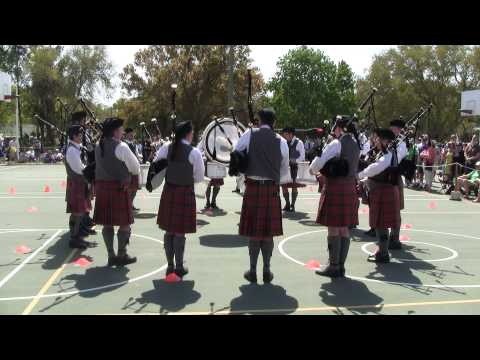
209, 178, 224, 187
317, 174, 325, 193
65, 178, 92, 214
94, 180, 133, 226
367, 179, 401, 229
157, 183, 196, 234
316, 177, 358, 227
282, 164, 306, 188
239, 179, 283, 238
129, 174, 141, 191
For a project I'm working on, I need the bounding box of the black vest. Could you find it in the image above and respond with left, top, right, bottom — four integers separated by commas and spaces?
245, 128, 282, 183
288, 138, 300, 160
370, 149, 399, 185
95, 138, 131, 183
64, 142, 85, 182
165, 142, 194, 186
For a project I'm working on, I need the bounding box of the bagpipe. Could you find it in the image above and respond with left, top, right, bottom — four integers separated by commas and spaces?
33, 113, 67, 140
305, 121, 331, 163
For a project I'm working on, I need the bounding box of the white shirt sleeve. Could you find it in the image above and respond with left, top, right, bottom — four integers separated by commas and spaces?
361, 139, 371, 156
309, 139, 341, 174
397, 141, 407, 162
153, 142, 170, 162
189, 147, 205, 183
66, 145, 84, 175
296, 139, 305, 163
279, 136, 291, 184
115, 141, 140, 175
235, 129, 252, 153
358, 151, 392, 179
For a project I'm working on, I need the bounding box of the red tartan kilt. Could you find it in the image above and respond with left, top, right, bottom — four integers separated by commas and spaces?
94, 180, 133, 226
369, 182, 401, 228
129, 175, 140, 191
209, 178, 224, 186
66, 178, 92, 214
239, 179, 283, 238
157, 183, 196, 234
316, 177, 359, 227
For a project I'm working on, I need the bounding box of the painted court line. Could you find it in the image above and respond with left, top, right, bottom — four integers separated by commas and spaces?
0, 229, 62, 290
22, 249, 77, 315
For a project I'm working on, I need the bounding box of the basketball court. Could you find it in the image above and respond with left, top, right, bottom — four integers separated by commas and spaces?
1, 164, 480, 315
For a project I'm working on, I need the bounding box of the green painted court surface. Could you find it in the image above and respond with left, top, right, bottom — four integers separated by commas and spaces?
1, 164, 480, 315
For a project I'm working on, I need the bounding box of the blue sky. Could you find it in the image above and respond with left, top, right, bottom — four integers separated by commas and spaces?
100, 45, 394, 106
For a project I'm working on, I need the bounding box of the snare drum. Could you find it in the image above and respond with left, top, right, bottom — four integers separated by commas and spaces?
296, 161, 317, 184
207, 162, 227, 179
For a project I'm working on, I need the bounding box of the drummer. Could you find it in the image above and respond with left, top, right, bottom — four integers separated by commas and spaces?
197, 138, 225, 210
281, 127, 305, 212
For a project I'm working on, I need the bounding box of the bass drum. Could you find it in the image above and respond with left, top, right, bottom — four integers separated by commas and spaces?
203, 117, 247, 165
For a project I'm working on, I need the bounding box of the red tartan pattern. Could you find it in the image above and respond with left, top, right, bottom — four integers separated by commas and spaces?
129, 175, 141, 191
239, 179, 283, 238
157, 183, 197, 234
93, 180, 133, 226
65, 178, 92, 214
368, 181, 401, 229
316, 177, 359, 227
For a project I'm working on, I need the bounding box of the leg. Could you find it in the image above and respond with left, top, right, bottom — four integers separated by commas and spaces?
117, 225, 137, 266
260, 238, 274, 283
211, 186, 220, 208
315, 227, 342, 277
291, 188, 298, 212
282, 186, 290, 211
389, 226, 402, 249
205, 184, 212, 209
163, 232, 175, 275
173, 234, 188, 277
131, 190, 139, 211
338, 227, 350, 276
69, 213, 87, 249
368, 228, 390, 263
244, 239, 261, 283
102, 225, 116, 266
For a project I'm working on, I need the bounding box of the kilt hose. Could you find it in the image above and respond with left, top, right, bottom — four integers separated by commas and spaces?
66, 178, 92, 214
316, 177, 358, 227
209, 178, 224, 187
130, 174, 141, 191
367, 179, 401, 229
398, 176, 405, 210
94, 180, 133, 226
157, 183, 197, 234
239, 179, 283, 238
282, 164, 306, 188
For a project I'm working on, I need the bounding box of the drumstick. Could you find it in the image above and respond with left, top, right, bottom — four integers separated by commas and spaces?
213, 118, 233, 146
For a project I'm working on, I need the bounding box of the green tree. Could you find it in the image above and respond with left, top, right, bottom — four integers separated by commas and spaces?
120, 45, 264, 139
267, 46, 356, 129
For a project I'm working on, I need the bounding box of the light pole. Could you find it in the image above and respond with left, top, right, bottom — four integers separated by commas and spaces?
170, 83, 177, 137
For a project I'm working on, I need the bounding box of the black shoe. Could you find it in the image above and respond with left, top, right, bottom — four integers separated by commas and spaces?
116, 254, 137, 266
263, 270, 274, 284
389, 241, 402, 250
166, 265, 175, 276
364, 228, 376, 237
132, 206, 140, 212
283, 205, 291, 212
367, 253, 390, 263
107, 256, 117, 267
81, 239, 97, 248
232, 189, 240, 193
290, 205, 295, 212
69, 239, 87, 249
175, 266, 189, 278
204, 203, 211, 210
340, 267, 346, 277
211, 203, 219, 210
244, 270, 257, 283
315, 265, 342, 278
80, 227, 97, 236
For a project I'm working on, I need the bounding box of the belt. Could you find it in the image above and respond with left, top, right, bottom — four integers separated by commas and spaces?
247, 179, 276, 185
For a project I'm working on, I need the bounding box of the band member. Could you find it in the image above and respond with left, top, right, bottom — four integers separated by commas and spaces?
64, 125, 95, 249
70, 111, 96, 236
236, 108, 290, 284
197, 139, 224, 210
309, 116, 360, 278
358, 128, 400, 263
281, 127, 305, 212
155, 121, 205, 278
94, 118, 141, 267
389, 119, 407, 249
124, 128, 142, 212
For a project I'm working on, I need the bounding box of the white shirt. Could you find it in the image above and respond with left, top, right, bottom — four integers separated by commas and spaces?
359, 133, 370, 156
309, 139, 341, 174
153, 139, 205, 183
358, 150, 393, 179
396, 140, 407, 162
66, 140, 85, 175
235, 125, 290, 183
290, 136, 305, 163
115, 141, 140, 175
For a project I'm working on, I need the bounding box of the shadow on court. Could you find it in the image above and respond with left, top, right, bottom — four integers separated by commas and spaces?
199, 234, 248, 248
298, 219, 321, 227
282, 211, 310, 221
196, 219, 210, 227
319, 278, 384, 315
133, 212, 157, 219
229, 284, 298, 314
127, 279, 201, 313
41, 232, 90, 270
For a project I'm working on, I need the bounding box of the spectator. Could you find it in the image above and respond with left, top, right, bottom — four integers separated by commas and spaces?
420, 138, 436, 192
453, 161, 480, 200
464, 134, 480, 171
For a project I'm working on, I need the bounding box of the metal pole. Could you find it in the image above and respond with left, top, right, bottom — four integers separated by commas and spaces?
15, 86, 20, 160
